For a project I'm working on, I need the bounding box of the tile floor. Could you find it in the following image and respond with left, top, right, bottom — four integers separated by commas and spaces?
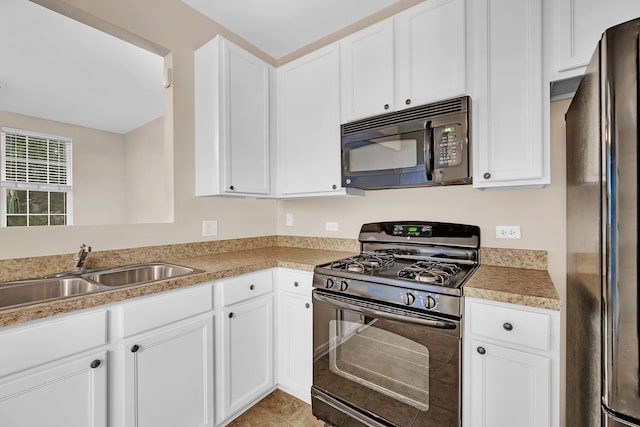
227, 389, 325, 427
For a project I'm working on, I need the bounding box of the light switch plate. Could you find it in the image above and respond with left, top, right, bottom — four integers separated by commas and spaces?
202, 220, 218, 237
286, 213, 293, 227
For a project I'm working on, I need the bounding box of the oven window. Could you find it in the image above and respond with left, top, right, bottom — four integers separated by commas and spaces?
330, 318, 430, 410
349, 138, 418, 172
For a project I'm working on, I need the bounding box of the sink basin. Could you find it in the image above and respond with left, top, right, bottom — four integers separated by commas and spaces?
87, 262, 202, 287
0, 277, 101, 309
0, 262, 203, 310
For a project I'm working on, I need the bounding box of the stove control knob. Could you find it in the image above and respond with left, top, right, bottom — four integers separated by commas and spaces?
325, 278, 335, 289
402, 293, 416, 306
339, 280, 349, 292
424, 296, 437, 309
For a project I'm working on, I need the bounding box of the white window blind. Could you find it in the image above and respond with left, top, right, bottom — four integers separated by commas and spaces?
1, 127, 72, 191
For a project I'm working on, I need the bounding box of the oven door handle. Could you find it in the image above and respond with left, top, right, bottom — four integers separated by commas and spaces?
312, 388, 389, 427
313, 292, 458, 329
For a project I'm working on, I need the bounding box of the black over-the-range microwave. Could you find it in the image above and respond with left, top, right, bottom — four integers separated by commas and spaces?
341, 96, 471, 190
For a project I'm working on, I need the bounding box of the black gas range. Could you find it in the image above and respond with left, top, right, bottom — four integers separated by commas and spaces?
311, 221, 480, 427
313, 221, 480, 319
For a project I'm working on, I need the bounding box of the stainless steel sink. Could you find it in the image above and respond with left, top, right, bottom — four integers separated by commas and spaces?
87, 262, 202, 287
0, 262, 204, 309
0, 277, 101, 309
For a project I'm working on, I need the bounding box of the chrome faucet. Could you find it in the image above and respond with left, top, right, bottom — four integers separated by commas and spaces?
73, 243, 92, 271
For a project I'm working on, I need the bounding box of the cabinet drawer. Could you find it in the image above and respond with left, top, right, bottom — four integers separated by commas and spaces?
469, 301, 551, 352
0, 309, 108, 377
279, 269, 312, 297
120, 284, 213, 337
220, 270, 273, 306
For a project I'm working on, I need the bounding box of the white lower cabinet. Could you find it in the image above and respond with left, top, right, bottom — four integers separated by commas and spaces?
463, 297, 559, 427
0, 308, 109, 427
216, 270, 275, 424
122, 316, 214, 427
114, 283, 215, 427
276, 269, 313, 403
0, 351, 107, 427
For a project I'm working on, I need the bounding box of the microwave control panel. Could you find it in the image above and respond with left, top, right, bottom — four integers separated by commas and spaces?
434, 124, 463, 168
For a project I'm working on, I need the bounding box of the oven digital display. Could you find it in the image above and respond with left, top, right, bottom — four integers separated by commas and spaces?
392, 225, 432, 237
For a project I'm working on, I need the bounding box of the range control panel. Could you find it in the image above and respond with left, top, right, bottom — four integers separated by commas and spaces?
392, 224, 433, 237
434, 124, 463, 168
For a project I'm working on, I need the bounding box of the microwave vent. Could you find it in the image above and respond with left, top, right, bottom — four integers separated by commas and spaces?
342, 96, 468, 135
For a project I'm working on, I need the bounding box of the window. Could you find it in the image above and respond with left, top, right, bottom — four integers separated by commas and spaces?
1, 127, 73, 226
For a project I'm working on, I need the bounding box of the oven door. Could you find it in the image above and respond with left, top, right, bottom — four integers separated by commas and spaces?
312, 290, 461, 427
342, 128, 431, 189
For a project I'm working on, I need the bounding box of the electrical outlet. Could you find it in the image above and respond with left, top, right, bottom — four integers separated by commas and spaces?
202, 220, 218, 237
286, 213, 294, 227
496, 225, 521, 239
326, 222, 338, 232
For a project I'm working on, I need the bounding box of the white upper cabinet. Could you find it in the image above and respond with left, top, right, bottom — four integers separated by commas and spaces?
195, 36, 272, 197
469, 0, 547, 188
340, 0, 466, 123
394, 0, 467, 109
547, 0, 640, 80
340, 19, 395, 123
277, 43, 356, 197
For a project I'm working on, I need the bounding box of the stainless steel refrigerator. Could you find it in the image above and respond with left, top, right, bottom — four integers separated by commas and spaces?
566, 17, 640, 427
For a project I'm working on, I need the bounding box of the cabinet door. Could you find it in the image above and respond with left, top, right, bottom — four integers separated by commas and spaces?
124, 316, 214, 427
0, 352, 107, 427
556, 0, 640, 74
219, 295, 274, 420
470, 0, 547, 188
395, 0, 466, 109
222, 39, 271, 195
340, 18, 395, 123
194, 36, 271, 197
468, 340, 551, 427
277, 293, 312, 403
276, 43, 343, 196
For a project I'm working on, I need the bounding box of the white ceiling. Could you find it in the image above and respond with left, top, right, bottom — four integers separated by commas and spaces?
182, 0, 405, 59
0, 0, 164, 134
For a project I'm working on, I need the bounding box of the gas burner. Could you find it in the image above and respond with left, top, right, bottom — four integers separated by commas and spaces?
396, 261, 462, 286
414, 261, 461, 276
330, 252, 394, 274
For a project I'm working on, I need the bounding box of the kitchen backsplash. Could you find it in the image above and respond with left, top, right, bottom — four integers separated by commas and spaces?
0, 236, 546, 283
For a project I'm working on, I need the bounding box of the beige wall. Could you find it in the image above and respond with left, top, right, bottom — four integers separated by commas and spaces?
124, 116, 171, 224
0, 0, 278, 260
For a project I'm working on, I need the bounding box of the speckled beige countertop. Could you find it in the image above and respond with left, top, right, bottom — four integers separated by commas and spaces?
0, 237, 560, 327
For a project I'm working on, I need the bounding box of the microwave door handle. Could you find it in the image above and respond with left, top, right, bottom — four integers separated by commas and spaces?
425, 121, 434, 181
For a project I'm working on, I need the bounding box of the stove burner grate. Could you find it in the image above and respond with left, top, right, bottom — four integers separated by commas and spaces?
330, 252, 395, 274
396, 261, 462, 286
